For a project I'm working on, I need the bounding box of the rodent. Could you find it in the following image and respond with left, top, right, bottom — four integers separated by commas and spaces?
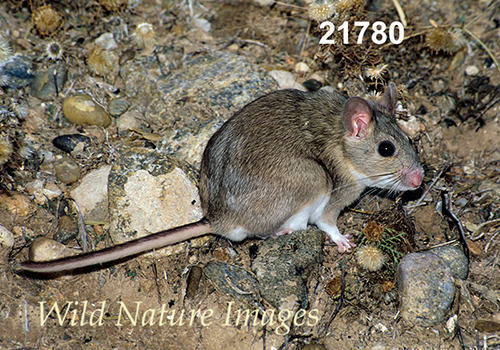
17, 82, 423, 273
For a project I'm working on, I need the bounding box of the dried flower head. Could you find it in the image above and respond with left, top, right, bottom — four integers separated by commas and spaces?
308, 0, 336, 22
372, 279, 397, 303
324, 276, 342, 297
362, 221, 385, 242
132, 22, 155, 48
364, 64, 388, 82
336, 0, 365, 13
356, 245, 386, 271
0, 34, 13, 64
99, 0, 127, 12
8, 99, 28, 120
45, 40, 64, 61
425, 27, 466, 53
32, 5, 65, 36
0, 137, 13, 167
87, 48, 114, 76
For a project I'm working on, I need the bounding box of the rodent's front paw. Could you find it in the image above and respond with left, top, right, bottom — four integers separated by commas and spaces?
333, 234, 356, 253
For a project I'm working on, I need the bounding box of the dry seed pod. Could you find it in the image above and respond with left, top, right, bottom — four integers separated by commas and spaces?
356, 245, 386, 271
87, 48, 114, 76
425, 27, 466, 53
0, 137, 13, 167
362, 220, 384, 242
32, 5, 64, 36
132, 23, 155, 48
0, 35, 13, 64
45, 40, 64, 61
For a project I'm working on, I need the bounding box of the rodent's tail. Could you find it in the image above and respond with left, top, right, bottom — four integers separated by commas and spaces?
15, 219, 211, 274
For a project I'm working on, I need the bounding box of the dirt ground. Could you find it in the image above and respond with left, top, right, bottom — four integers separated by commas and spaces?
1, 0, 499, 349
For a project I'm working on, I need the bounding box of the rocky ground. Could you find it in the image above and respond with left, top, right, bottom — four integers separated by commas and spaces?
0, 0, 499, 349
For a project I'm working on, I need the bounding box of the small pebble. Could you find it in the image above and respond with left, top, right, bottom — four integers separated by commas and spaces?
95, 33, 118, 50
28, 236, 75, 262
30, 63, 68, 101
62, 94, 112, 127
295, 62, 309, 75
465, 65, 479, 76
53, 134, 91, 154
0, 54, 34, 90
193, 18, 211, 33
0, 225, 15, 249
54, 155, 81, 184
302, 79, 322, 91
54, 215, 79, 244
108, 99, 131, 117
268, 70, 306, 91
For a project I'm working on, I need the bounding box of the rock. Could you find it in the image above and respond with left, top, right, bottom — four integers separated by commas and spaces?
295, 62, 309, 75
115, 110, 141, 131
268, 70, 306, 91
54, 215, 79, 244
0, 54, 34, 90
25, 179, 46, 205
120, 50, 277, 129
157, 119, 224, 168
465, 66, 479, 76
0, 225, 14, 249
251, 228, 325, 310
107, 99, 131, 117
156, 51, 278, 126
397, 252, 455, 326
95, 33, 118, 50
70, 165, 112, 222
43, 182, 62, 201
62, 94, 112, 127
25, 180, 61, 205
429, 245, 469, 280
30, 63, 68, 101
54, 155, 81, 184
302, 79, 322, 91
107, 148, 207, 257
28, 236, 76, 262
119, 44, 184, 101
193, 18, 211, 33
0, 193, 36, 217
52, 134, 92, 155
204, 262, 261, 308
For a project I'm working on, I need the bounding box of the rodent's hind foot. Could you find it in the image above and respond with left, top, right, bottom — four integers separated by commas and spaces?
333, 234, 356, 253
274, 228, 295, 236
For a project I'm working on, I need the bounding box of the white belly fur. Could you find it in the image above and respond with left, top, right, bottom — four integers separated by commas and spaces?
279, 194, 330, 232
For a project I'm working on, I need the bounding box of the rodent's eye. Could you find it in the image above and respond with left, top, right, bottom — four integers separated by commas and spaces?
378, 141, 396, 157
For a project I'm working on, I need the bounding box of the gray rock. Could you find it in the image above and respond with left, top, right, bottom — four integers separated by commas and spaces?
429, 245, 469, 280
397, 252, 455, 326
157, 119, 224, 168
121, 49, 277, 129
204, 261, 261, 308
107, 147, 208, 257
30, 63, 68, 101
251, 228, 325, 310
0, 54, 34, 90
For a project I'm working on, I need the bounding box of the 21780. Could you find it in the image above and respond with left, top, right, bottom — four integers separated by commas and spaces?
319, 21, 404, 45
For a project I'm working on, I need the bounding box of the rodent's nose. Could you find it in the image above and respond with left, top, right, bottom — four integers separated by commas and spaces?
409, 169, 423, 188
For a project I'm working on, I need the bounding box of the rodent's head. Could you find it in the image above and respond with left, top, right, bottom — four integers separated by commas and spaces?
342, 83, 423, 192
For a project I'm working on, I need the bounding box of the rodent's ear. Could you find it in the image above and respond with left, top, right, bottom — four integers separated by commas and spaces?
342, 97, 373, 139
377, 82, 397, 114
